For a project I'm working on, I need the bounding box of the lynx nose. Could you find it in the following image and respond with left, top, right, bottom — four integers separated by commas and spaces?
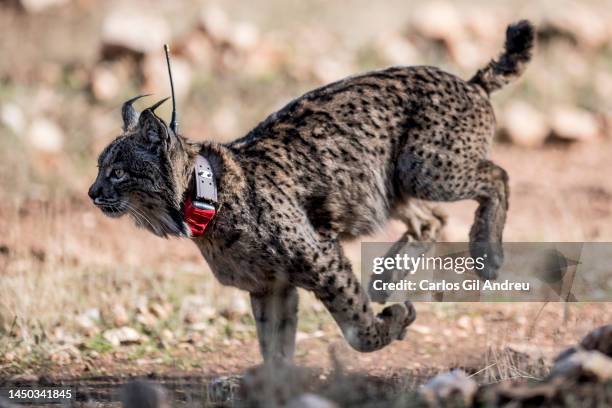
88, 182, 102, 201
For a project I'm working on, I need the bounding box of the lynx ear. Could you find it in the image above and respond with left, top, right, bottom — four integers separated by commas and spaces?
137, 98, 178, 150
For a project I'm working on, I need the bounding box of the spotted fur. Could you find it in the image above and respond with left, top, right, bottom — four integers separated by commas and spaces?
89, 21, 534, 361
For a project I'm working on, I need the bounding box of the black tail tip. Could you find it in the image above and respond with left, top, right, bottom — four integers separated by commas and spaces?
505, 20, 535, 59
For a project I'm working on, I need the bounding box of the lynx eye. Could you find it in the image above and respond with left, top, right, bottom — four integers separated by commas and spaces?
111, 168, 126, 180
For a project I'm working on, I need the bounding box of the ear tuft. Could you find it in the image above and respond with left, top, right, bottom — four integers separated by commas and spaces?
148, 97, 170, 113
121, 94, 150, 131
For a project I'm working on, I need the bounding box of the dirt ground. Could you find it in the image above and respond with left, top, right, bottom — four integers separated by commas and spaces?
2, 141, 611, 382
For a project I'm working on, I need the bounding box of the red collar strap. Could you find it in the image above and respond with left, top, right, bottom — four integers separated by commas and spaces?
183, 155, 218, 237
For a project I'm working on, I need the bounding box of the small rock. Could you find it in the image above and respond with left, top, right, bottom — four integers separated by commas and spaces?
75, 314, 98, 335
50, 349, 72, 364
551, 106, 600, 142
181, 296, 217, 323
1, 103, 26, 134
137, 312, 157, 328
75, 308, 101, 335
136, 296, 149, 314
457, 315, 472, 330
4, 351, 16, 362
286, 393, 339, 408
112, 304, 129, 327
27, 118, 64, 153
10, 374, 39, 383
412, 1, 464, 44
221, 296, 250, 319
228, 22, 260, 51
177, 31, 215, 72
161, 329, 174, 342
421, 369, 478, 406
199, 5, 232, 44
103, 327, 143, 346
18, 0, 69, 13
189, 322, 211, 331
90, 65, 120, 102
550, 350, 612, 381
149, 303, 169, 320
546, 5, 608, 49
503, 101, 549, 147
101, 10, 171, 56
84, 308, 101, 321
580, 325, 612, 357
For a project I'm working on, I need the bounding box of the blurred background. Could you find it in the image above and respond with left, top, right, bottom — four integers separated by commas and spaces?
0, 0, 611, 382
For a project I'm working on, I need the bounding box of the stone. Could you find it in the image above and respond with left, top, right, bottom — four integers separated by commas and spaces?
27, 118, 64, 153
180, 296, 216, 323
178, 31, 215, 72
221, 296, 250, 319
112, 304, 129, 327
101, 9, 171, 56
421, 369, 478, 406
75, 313, 98, 335
199, 5, 231, 44
228, 21, 260, 51
91, 65, 120, 102
18, 0, 69, 13
551, 350, 612, 381
580, 325, 612, 357
0, 103, 26, 134
103, 327, 143, 346
502, 101, 550, 147
411, 1, 464, 44
551, 106, 600, 142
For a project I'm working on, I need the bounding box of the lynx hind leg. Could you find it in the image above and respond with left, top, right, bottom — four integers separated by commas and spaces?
368, 199, 446, 304
250, 285, 299, 363
402, 155, 509, 280
294, 242, 416, 353
468, 161, 509, 279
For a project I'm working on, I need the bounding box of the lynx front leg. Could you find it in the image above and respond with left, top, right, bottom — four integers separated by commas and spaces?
293, 242, 416, 353
250, 285, 299, 363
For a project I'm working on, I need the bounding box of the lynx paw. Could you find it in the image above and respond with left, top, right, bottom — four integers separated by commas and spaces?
379, 301, 417, 341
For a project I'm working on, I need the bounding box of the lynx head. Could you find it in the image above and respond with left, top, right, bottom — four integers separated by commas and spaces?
88, 95, 191, 237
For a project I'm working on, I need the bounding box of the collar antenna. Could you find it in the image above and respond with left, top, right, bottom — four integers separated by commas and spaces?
163, 44, 178, 133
